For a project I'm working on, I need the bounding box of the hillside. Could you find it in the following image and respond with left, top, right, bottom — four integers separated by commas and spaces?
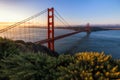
0, 38, 120, 80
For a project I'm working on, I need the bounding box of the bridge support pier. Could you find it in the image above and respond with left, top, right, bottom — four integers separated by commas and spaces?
48, 8, 54, 51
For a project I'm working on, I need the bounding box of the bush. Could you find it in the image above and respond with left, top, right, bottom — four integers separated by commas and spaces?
57, 52, 120, 80
0, 53, 74, 80
0, 51, 120, 80
0, 37, 19, 60
0, 53, 57, 80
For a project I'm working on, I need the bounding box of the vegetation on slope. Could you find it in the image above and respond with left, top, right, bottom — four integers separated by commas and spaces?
0, 38, 120, 80
0, 37, 58, 58
0, 37, 19, 60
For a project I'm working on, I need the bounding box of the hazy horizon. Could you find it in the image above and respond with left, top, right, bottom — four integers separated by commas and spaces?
0, 21, 120, 29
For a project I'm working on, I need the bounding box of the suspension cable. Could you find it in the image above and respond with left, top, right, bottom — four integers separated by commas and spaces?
0, 9, 47, 33
55, 9, 71, 27
55, 14, 68, 27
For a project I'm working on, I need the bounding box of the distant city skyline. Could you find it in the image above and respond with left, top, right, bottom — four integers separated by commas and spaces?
0, 0, 120, 25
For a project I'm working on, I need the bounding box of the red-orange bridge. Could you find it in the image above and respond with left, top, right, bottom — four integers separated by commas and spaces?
0, 8, 91, 51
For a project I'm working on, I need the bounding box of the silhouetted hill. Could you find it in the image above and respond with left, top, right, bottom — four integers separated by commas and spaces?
15, 40, 58, 56
0, 37, 58, 57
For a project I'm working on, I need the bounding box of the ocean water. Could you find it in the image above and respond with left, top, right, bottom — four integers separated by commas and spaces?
55, 30, 120, 59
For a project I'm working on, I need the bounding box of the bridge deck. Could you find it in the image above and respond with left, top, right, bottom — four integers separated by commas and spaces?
35, 30, 84, 44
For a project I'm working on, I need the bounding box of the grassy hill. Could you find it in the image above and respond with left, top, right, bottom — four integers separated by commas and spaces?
0, 37, 120, 80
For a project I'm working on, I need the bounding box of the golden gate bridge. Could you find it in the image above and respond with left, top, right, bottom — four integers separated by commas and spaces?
0, 7, 91, 51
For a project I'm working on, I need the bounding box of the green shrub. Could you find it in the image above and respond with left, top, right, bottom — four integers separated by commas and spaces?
0, 53, 57, 80
0, 37, 19, 60
0, 53, 74, 80
0, 52, 120, 80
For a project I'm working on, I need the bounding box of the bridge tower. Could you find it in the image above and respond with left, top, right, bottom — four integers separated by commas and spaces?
86, 23, 91, 34
48, 8, 54, 51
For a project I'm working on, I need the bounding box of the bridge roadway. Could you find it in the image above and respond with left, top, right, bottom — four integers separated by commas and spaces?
35, 30, 85, 44
35, 26, 116, 44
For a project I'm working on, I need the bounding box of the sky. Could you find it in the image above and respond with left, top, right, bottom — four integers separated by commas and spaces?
0, 0, 120, 25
